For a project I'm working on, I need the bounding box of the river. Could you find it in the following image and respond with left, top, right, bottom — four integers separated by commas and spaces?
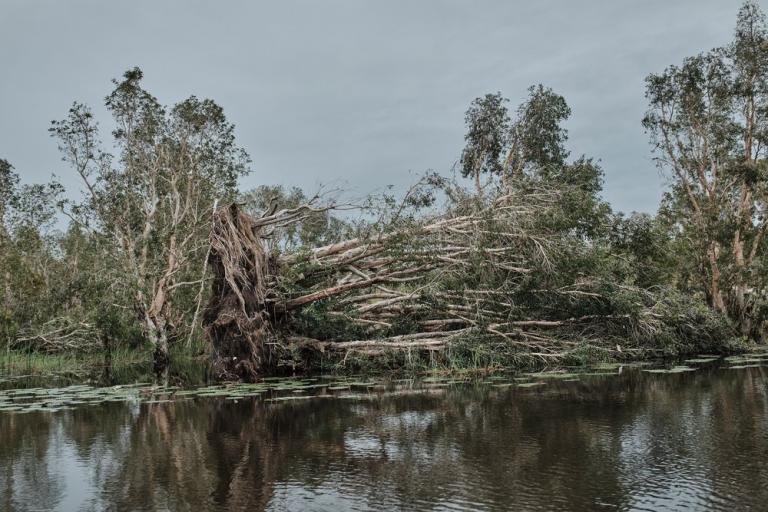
1, 358, 767, 511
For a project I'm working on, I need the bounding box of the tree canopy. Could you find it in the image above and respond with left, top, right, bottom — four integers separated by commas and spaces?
643, 0, 768, 337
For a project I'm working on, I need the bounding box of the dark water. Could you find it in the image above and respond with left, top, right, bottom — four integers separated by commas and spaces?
2, 363, 768, 511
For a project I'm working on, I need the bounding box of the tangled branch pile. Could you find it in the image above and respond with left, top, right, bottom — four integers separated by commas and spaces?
11, 318, 102, 354
203, 179, 735, 380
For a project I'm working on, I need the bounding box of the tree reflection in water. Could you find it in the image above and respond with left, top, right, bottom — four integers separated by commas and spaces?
1, 366, 767, 511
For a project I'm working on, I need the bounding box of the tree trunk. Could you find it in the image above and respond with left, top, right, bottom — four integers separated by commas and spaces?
152, 327, 170, 373
731, 233, 748, 335
707, 241, 726, 313
473, 150, 485, 196
142, 312, 170, 372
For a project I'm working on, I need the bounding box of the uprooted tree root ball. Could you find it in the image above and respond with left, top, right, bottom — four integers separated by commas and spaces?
203, 203, 276, 379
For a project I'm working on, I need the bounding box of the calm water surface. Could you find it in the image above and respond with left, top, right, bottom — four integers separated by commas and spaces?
1, 362, 767, 511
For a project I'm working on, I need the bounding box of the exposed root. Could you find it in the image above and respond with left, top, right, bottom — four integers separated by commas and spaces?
203, 203, 274, 379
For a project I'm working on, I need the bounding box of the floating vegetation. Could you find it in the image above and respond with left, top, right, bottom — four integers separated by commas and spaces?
265, 395, 319, 402
724, 355, 768, 363
642, 366, 697, 374
0, 374, 402, 413
516, 382, 546, 388
0, 356, 763, 413
722, 355, 768, 370
524, 371, 581, 380
582, 361, 654, 373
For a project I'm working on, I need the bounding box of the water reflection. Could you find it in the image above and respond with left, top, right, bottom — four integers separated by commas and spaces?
1, 366, 767, 511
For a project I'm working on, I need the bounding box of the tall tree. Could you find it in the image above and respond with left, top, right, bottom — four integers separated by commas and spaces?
503, 84, 571, 183
50, 68, 249, 366
643, 0, 768, 337
460, 93, 509, 194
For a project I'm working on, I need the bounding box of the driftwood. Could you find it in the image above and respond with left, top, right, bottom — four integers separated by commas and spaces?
202, 185, 664, 380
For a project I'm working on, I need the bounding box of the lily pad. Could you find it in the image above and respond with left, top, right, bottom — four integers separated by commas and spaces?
266, 395, 317, 402
525, 371, 580, 379
643, 366, 696, 374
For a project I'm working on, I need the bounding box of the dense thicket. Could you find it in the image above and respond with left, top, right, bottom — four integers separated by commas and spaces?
2, 2, 766, 376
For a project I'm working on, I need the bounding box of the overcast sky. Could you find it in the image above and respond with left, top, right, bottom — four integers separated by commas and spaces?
1, 0, 760, 214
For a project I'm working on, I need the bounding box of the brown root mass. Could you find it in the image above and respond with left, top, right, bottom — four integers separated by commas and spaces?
203, 204, 275, 379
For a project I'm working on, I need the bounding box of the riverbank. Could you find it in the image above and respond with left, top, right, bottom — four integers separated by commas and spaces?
1, 332, 755, 383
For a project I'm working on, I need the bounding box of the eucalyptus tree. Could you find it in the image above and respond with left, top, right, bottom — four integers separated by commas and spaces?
460, 92, 510, 194
502, 84, 571, 183
643, 0, 768, 337
460, 85, 571, 192
50, 68, 249, 366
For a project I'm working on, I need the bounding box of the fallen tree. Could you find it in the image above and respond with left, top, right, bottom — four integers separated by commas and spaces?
203, 178, 738, 380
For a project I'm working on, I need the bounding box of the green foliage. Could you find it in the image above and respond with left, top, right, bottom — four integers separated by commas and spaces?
460, 92, 510, 182
633, 290, 747, 356
643, 0, 768, 337
509, 84, 571, 173
460, 85, 572, 188
289, 299, 366, 341
609, 212, 676, 289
